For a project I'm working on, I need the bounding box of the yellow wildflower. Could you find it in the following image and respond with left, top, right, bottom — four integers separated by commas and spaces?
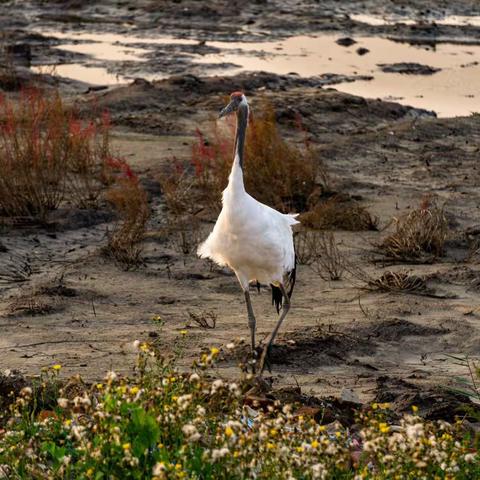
379, 423, 389, 434
269, 428, 278, 437
130, 386, 140, 395
122, 443, 131, 450
96, 383, 103, 390
225, 426, 234, 437
52, 364, 62, 371
267, 442, 275, 450
180, 330, 188, 335
311, 440, 319, 448
210, 347, 220, 355
412, 405, 418, 413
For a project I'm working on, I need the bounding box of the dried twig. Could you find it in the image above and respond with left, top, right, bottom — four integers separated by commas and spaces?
188, 310, 217, 329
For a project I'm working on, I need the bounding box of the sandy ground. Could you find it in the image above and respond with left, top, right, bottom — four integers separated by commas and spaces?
1, 1, 480, 409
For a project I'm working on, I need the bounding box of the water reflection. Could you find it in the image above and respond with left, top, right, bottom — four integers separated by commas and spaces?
31, 30, 480, 117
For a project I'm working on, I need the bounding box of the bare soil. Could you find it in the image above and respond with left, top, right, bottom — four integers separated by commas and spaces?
1, 0, 480, 415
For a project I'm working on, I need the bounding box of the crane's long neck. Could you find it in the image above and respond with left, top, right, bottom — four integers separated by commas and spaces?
234, 104, 248, 170
227, 104, 248, 195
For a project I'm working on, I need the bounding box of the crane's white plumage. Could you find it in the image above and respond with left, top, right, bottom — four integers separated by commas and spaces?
198, 152, 298, 289
197, 92, 298, 374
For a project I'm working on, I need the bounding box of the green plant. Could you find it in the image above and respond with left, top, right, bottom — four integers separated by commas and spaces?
0, 344, 478, 479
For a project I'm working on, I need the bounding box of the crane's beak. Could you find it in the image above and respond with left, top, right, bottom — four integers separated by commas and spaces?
218, 100, 236, 119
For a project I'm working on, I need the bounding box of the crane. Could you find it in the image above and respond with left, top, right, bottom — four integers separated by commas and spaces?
197, 91, 298, 374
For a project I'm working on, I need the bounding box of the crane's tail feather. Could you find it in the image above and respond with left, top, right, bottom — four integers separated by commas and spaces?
271, 256, 297, 314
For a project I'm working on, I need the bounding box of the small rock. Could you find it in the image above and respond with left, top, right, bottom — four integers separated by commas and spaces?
336, 37, 357, 47
378, 62, 441, 75
341, 387, 362, 404
356, 47, 370, 55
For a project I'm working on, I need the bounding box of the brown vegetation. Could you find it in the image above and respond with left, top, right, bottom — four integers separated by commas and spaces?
103, 160, 150, 268
0, 90, 111, 220
300, 195, 378, 231
294, 230, 345, 281
380, 196, 447, 262
159, 103, 325, 219
367, 270, 427, 294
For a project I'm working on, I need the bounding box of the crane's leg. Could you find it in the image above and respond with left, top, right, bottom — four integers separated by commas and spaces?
244, 290, 256, 354
258, 283, 290, 375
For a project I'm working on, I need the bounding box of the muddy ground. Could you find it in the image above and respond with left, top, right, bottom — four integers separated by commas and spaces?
1, 1, 480, 414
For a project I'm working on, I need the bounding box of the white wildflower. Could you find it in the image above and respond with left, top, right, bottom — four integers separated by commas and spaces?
312, 463, 327, 480
211, 379, 224, 394
464, 453, 476, 463
189, 373, 200, 383
152, 462, 166, 475
182, 424, 201, 442
177, 394, 192, 409
57, 398, 69, 409
211, 447, 229, 461
20, 387, 32, 397
405, 423, 424, 440
105, 371, 117, 382
71, 425, 86, 441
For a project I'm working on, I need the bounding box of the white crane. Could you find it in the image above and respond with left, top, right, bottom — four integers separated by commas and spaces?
197, 91, 299, 374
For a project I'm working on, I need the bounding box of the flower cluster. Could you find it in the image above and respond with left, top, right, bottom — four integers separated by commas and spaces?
0, 343, 478, 479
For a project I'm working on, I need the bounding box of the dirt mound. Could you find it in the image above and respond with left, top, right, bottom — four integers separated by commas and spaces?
357, 318, 449, 342
374, 376, 474, 422
231, 318, 449, 369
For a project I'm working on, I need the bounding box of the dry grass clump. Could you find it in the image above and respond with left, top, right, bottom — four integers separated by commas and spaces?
0, 90, 111, 220
311, 231, 345, 281
294, 230, 345, 280
6, 294, 54, 316
0, 253, 35, 286
159, 102, 325, 217
188, 309, 217, 329
367, 270, 427, 294
380, 196, 447, 262
293, 230, 319, 265
103, 160, 150, 268
300, 195, 378, 231
465, 226, 480, 263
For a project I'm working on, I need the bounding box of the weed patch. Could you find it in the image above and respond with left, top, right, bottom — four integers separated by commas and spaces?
0, 90, 111, 220
380, 196, 447, 262
0, 345, 478, 479
300, 195, 378, 231
102, 159, 150, 268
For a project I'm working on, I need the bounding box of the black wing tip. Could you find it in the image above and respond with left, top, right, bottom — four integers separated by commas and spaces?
271, 256, 297, 315
271, 284, 283, 314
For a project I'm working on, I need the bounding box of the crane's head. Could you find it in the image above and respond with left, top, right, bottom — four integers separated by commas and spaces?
219, 91, 248, 118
